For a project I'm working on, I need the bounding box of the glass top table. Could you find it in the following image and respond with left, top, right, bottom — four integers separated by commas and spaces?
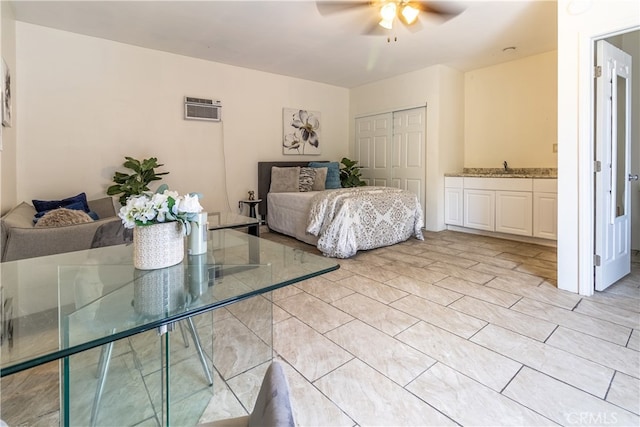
207, 212, 260, 236
0, 228, 338, 377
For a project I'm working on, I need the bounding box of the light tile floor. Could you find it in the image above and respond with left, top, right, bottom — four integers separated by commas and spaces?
1, 230, 639, 426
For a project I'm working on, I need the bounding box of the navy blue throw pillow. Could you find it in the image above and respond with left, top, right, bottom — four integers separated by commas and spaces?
33, 192, 90, 213
309, 162, 341, 189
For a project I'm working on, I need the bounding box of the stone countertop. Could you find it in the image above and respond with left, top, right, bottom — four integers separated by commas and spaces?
445, 168, 557, 179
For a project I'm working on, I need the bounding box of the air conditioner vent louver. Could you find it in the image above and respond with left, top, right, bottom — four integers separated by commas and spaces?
184, 96, 221, 122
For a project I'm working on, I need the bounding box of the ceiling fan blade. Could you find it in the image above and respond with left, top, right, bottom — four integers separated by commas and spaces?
411, 1, 465, 20
362, 19, 388, 36
316, 1, 371, 16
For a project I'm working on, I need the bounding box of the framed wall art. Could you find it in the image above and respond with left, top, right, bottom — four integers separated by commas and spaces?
282, 108, 321, 155
2, 58, 11, 128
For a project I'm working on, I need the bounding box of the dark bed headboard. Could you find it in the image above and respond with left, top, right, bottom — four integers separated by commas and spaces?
257, 161, 329, 220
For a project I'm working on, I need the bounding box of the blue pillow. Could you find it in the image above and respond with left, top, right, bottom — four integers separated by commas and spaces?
309, 162, 341, 189
33, 192, 90, 213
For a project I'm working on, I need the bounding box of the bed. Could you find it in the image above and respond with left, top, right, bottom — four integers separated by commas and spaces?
258, 161, 424, 258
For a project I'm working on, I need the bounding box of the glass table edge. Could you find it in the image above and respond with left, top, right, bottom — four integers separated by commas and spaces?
0, 262, 339, 377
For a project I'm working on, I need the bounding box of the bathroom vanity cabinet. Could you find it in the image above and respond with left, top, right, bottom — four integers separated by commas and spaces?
445, 176, 557, 241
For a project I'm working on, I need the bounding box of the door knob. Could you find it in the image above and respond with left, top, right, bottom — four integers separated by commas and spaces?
630, 174, 639, 181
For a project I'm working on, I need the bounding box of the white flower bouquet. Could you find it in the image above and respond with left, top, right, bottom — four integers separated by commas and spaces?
118, 189, 203, 235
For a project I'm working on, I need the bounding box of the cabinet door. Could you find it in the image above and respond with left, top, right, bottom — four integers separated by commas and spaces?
533, 192, 557, 239
495, 191, 533, 236
445, 188, 464, 226
464, 190, 495, 231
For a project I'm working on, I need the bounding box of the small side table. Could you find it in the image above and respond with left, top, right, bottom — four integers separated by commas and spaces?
239, 199, 262, 219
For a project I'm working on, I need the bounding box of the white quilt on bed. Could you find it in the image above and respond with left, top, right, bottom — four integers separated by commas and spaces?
306, 187, 424, 258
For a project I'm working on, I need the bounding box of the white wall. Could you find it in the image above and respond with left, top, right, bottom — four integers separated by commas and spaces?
464, 51, 558, 168
15, 23, 349, 214
557, 0, 640, 294
350, 64, 465, 231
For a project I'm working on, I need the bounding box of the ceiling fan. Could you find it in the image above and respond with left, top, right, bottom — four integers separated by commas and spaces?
316, 1, 463, 34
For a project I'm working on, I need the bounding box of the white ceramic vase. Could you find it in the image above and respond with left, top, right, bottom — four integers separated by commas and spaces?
133, 264, 185, 317
133, 221, 185, 270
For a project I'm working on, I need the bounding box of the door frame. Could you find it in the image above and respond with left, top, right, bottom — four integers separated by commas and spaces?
578, 28, 638, 296
594, 39, 633, 290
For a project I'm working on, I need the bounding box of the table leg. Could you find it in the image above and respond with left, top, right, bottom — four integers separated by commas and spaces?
248, 223, 260, 237
249, 234, 260, 264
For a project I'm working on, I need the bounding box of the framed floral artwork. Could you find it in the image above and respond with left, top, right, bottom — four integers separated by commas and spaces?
283, 108, 321, 155
2, 58, 11, 128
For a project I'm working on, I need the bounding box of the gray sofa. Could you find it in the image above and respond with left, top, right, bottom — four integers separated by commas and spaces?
0, 197, 131, 262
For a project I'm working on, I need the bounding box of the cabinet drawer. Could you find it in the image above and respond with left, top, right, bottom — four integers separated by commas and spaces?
463, 177, 532, 191
533, 179, 557, 193
445, 177, 464, 188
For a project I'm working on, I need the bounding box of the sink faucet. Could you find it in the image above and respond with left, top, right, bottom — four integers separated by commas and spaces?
503, 161, 508, 172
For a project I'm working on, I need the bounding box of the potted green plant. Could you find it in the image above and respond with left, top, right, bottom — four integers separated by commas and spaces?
107, 156, 169, 205
340, 157, 366, 188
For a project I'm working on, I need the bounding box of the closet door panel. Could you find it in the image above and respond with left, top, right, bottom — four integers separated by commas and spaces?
356, 108, 425, 220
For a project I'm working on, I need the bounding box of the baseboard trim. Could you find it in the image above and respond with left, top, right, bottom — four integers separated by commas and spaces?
445, 225, 557, 248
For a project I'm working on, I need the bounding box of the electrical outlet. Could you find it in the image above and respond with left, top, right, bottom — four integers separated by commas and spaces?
553, 143, 558, 153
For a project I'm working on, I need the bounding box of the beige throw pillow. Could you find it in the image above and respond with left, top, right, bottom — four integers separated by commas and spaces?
270, 167, 300, 193
311, 167, 328, 191
35, 208, 93, 227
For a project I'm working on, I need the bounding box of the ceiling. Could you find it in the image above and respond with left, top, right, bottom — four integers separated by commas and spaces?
10, 0, 558, 88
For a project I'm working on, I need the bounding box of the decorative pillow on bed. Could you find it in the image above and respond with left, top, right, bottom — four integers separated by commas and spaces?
309, 161, 341, 189
299, 167, 317, 192
311, 167, 328, 191
270, 167, 300, 193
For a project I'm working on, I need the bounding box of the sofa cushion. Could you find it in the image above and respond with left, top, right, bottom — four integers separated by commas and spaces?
88, 197, 117, 219
35, 208, 93, 228
33, 192, 90, 213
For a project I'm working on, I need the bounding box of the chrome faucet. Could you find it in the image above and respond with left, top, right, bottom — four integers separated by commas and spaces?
503, 161, 508, 172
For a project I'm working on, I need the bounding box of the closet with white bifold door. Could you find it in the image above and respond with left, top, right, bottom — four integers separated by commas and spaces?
354, 107, 426, 220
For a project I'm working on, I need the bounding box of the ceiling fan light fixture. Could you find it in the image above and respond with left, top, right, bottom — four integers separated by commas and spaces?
401, 4, 419, 24
378, 2, 396, 29
379, 18, 394, 29
380, 2, 397, 21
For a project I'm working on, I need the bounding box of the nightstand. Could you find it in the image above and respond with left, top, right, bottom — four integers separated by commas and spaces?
239, 199, 262, 219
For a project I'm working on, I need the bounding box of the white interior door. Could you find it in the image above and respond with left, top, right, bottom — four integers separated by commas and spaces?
392, 108, 426, 214
595, 40, 633, 291
355, 113, 392, 186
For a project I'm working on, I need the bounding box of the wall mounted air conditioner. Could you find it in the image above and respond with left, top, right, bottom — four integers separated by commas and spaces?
184, 97, 221, 122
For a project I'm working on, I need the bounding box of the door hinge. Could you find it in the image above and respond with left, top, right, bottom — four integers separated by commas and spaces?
594, 160, 602, 172
595, 65, 602, 78
594, 254, 601, 267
